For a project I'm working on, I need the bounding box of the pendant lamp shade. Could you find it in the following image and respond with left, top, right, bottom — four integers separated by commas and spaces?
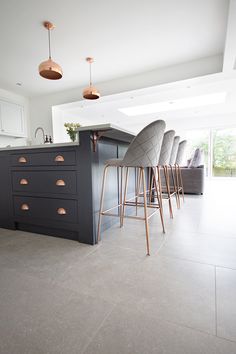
39, 22, 63, 80
83, 57, 100, 100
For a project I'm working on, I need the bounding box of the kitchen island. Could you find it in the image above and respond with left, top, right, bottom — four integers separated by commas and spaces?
0, 124, 135, 244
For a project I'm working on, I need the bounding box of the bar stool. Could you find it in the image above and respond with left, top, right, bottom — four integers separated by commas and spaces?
97, 120, 166, 255
175, 140, 187, 203
169, 136, 180, 208
158, 130, 175, 218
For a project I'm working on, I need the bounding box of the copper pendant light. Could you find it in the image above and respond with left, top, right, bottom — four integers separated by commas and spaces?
39, 21, 63, 80
83, 57, 100, 100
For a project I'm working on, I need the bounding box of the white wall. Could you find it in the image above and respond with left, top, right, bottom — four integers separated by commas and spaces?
29, 55, 222, 144
0, 87, 29, 147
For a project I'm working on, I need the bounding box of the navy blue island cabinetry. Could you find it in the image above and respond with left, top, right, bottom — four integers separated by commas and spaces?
0, 125, 134, 245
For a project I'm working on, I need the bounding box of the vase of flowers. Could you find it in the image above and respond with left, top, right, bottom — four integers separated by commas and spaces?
64, 123, 81, 142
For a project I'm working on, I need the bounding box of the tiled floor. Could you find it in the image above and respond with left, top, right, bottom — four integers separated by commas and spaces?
1, 180, 236, 353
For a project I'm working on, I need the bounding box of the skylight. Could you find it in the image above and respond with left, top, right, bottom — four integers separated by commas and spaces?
118, 92, 227, 116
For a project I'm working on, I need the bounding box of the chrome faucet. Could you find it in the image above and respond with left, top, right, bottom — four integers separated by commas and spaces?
34, 127, 45, 144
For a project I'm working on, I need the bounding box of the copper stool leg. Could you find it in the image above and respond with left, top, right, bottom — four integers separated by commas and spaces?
97, 165, 109, 242
170, 165, 180, 209
121, 167, 129, 227
155, 166, 165, 233
119, 167, 123, 227
163, 165, 173, 218
141, 168, 150, 256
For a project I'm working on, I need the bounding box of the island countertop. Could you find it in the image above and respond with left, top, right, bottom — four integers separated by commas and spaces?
0, 124, 135, 150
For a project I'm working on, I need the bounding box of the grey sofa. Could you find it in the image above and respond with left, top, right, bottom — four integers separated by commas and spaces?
181, 165, 204, 195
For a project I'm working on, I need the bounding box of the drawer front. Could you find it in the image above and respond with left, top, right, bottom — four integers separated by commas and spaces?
11, 150, 76, 166
12, 171, 77, 195
14, 196, 77, 223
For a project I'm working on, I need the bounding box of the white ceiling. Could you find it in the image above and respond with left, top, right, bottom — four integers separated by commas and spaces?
0, 0, 229, 96
53, 72, 236, 135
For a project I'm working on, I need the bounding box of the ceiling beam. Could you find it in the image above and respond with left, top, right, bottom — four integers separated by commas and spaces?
223, 0, 236, 72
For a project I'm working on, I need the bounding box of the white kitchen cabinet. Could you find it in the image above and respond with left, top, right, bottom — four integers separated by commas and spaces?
0, 100, 26, 138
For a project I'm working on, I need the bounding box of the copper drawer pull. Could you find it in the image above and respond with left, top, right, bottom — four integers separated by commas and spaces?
56, 179, 66, 186
54, 155, 65, 162
18, 156, 27, 163
21, 203, 29, 211
20, 178, 29, 185
57, 207, 67, 215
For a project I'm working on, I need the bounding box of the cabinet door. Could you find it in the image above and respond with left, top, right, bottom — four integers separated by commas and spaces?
0, 100, 26, 137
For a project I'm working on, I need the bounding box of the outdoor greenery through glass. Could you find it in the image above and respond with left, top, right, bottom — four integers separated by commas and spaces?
213, 128, 236, 177
185, 130, 209, 176
186, 127, 236, 178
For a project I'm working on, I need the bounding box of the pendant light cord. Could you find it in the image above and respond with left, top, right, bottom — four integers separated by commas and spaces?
48, 29, 52, 59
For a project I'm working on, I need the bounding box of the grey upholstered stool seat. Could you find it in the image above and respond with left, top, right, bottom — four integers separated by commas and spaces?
157, 130, 177, 218
97, 119, 166, 255
175, 140, 187, 202
104, 158, 123, 166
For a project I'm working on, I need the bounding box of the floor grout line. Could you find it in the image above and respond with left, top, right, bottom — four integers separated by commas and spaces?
158, 253, 236, 271
81, 303, 117, 354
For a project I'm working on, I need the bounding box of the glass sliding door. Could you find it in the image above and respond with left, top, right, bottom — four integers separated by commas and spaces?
185, 130, 210, 176
212, 128, 236, 177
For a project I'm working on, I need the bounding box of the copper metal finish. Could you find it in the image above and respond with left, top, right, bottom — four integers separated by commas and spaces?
97, 164, 166, 255
39, 21, 62, 80
57, 207, 67, 215
21, 203, 29, 211
156, 166, 165, 233
97, 165, 109, 242
141, 168, 150, 256
119, 167, 123, 227
43, 21, 55, 30
39, 59, 62, 80
56, 179, 66, 186
121, 167, 129, 227
18, 156, 27, 163
20, 178, 28, 185
90, 131, 106, 152
86, 57, 94, 64
83, 86, 100, 100
54, 155, 65, 162
170, 165, 180, 208
83, 57, 100, 100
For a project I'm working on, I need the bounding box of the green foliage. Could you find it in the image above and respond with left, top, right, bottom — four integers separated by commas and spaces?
213, 132, 236, 169
64, 122, 81, 142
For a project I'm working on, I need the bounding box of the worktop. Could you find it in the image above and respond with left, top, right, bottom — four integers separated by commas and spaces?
0, 124, 135, 244
0, 142, 79, 151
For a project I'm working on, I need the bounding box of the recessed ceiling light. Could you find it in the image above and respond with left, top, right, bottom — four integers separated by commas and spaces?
118, 92, 227, 116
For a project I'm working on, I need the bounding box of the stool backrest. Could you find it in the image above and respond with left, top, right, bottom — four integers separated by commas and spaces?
123, 120, 166, 167
158, 130, 175, 166
169, 136, 180, 165
175, 140, 187, 165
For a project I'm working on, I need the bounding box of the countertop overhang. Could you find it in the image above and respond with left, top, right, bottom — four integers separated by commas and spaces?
77, 124, 135, 144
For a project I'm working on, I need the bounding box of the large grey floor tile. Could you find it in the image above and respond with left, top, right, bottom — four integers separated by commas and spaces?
216, 267, 236, 342
118, 255, 216, 335
101, 219, 166, 255
53, 245, 144, 304
0, 268, 114, 354
159, 231, 236, 269
83, 305, 236, 354
0, 230, 98, 281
